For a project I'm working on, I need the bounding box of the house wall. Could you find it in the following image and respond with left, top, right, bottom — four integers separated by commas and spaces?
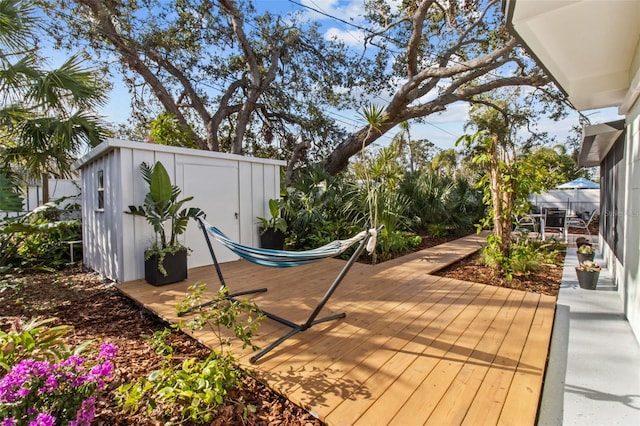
622, 99, 640, 340
602, 97, 640, 343
76, 139, 284, 283
25, 179, 82, 211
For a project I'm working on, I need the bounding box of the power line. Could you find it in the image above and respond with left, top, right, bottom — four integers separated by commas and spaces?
288, 0, 373, 36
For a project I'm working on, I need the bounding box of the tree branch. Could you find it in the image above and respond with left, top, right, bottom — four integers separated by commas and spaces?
77, 0, 205, 147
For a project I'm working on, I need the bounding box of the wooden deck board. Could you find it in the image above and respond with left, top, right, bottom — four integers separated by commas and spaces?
424, 289, 527, 425
117, 232, 556, 425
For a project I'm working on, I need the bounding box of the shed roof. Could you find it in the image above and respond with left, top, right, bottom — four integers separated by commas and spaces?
74, 138, 285, 170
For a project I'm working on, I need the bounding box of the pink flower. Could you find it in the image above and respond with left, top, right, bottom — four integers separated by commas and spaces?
28, 413, 56, 426
98, 343, 118, 360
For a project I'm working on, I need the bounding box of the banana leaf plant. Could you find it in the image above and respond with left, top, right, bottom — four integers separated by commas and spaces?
126, 162, 204, 274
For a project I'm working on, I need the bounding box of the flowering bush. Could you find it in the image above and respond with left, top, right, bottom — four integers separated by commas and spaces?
0, 343, 117, 426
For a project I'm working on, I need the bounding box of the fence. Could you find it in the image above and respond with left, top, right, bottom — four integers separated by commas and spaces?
528, 189, 599, 217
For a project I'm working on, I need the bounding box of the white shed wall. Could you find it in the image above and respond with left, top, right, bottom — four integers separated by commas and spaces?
80, 148, 124, 282
76, 139, 284, 283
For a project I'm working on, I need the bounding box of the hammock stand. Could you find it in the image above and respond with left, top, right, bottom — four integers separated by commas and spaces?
183, 217, 379, 363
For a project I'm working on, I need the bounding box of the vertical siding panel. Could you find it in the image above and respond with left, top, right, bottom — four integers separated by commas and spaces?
95, 156, 107, 279
252, 163, 267, 244
174, 157, 186, 249
119, 148, 136, 282
263, 163, 276, 202
238, 161, 255, 247
107, 151, 119, 281
80, 161, 94, 273
133, 149, 156, 281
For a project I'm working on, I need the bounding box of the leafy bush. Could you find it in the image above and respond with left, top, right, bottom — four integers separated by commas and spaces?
399, 172, 483, 235
281, 165, 359, 250
117, 283, 263, 424
1, 203, 81, 270
0, 318, 77, 372
117, 351, 243, 424
281, 164, 483, 261
481, 235, 563, 279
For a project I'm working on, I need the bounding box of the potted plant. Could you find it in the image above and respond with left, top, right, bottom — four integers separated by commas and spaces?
126, 161, 204, 285
575, 260, 601, 290
577, 244, 596, 263
257, 198, 287, 249
575, 236, 590, 248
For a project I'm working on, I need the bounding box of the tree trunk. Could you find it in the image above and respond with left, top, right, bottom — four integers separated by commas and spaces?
488, 135, 512, 258
323, 122, 398, 175
285, 140, 311, 187
41, 174, 49, 204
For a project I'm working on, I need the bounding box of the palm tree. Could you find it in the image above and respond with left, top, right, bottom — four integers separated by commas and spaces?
0, 0, 108, 203
432, 148, 459, 177
392, 121, 414, 173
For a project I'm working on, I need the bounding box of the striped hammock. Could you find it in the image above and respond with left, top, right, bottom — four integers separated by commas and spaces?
202, 220, 377, 268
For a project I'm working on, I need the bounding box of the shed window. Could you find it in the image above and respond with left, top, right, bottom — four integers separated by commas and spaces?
97, 170, 104, 210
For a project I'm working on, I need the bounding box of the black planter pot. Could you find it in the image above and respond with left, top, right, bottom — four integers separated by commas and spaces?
260, 228, 286, 250
575, 267, 599, 290
145, 249, 188, 286
577, 251, 595, 264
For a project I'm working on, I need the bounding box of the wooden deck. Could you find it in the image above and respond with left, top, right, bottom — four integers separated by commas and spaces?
118, 232, 556, 425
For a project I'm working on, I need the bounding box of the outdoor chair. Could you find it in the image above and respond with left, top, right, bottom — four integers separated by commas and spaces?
514, 215, 538, 236
566, 209, 597, 236
180, 217, 381, 363
544, 208, 567, 241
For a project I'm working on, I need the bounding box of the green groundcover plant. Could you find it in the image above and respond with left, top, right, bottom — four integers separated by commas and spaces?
116, 283, 263, 424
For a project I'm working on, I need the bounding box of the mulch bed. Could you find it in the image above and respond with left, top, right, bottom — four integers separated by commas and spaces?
0, 268, 322, 426
433, 251, 564, 296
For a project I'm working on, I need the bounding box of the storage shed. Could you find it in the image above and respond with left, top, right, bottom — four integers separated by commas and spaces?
74, 139, 284, 282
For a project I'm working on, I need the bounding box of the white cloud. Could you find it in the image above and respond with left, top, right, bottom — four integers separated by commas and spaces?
428, 102, 470, 124
300, 0, 366, 21
324, 27, 366, 46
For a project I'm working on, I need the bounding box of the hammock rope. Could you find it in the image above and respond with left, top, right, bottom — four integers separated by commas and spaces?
201, 220, 377, 268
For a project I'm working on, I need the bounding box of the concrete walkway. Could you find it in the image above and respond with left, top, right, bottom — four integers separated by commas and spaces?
540, 244, 640, 425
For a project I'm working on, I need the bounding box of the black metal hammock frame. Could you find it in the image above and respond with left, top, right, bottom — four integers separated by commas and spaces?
181, 217, 380, 363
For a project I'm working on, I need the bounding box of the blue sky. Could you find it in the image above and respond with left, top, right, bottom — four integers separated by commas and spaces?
51, 0, 623, 151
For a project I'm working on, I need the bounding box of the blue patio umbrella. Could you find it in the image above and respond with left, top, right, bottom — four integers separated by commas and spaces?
557, 177, 600, 189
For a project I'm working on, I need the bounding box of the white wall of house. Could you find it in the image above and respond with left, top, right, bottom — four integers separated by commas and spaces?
620, 101, 640, 339
1, 179, 81, 219
597, 83, 640, 344
75, 139, 284, 283
25, 179, 82, 210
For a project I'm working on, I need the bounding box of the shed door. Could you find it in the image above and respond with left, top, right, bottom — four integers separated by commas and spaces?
183, 163, 240, 268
